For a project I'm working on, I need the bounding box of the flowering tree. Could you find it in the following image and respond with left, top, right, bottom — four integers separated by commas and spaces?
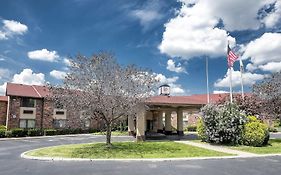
216, 94, 264, 117
253, 72, 281, 121
49, 52, 157, 146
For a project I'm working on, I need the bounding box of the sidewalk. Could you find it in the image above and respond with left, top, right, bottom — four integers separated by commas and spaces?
176, 141, 257, 157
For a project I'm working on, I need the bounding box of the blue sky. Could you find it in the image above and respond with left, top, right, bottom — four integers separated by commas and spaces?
0, 0, 281, 96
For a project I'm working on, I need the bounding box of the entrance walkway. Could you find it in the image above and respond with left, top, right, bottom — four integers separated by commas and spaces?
176, 141, 257, 157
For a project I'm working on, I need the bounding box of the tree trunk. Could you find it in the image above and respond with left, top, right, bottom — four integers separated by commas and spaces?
106, 123, 112, 146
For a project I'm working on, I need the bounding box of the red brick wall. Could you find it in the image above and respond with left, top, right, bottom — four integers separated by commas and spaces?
42, 99, 54, 128
7, 96, 21, 129
0, 101, 7, 126
7, 96, 100, 130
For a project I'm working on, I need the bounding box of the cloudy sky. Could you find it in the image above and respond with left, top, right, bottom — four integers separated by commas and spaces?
0, 0, 281, 96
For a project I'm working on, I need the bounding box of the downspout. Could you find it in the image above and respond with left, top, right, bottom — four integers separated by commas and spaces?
5, 96, 10, 131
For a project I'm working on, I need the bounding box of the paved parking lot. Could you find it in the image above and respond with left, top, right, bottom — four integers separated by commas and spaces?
1, 134, 281, 175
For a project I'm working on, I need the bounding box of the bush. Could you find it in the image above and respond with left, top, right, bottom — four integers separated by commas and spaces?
5, 130, 12, 137
0, 125, 6, 130
27, 129, 42, 136
11, 128, 27, 137
0, 129, 5, 138
44, 129, 57, 136
185, 125, 197, 132
201, 103, 247, 144
197, 117, 207, 141
243, 119, 269, 147
269, 127, 278, 133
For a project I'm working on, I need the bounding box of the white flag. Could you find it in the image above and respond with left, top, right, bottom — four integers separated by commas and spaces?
239, 59, 244, 73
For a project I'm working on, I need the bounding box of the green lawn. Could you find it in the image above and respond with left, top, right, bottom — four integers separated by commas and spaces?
231, 139, 281, 154
93, 131, 128, 136
26, 141, 232, 159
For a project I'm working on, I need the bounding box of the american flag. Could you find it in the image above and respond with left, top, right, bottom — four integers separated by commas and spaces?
227, 44, 238, 67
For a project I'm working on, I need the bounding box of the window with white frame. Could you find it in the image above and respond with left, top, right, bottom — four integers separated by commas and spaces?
53, 119, 66, 128
19, 119, 35, 128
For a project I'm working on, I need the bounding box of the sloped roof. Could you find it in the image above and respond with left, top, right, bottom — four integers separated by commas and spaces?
147, 94, 229, 105
6, 83, 49, 98
0, 96, 8, 102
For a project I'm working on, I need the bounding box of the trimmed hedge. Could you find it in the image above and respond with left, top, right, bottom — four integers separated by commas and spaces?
11, 128, 27, 137
44, 129, 57, 136
0, 128, 97, 138
0, 129, 5, 138
243, 117, 269, 147
197, 117, 207, 141
27, 129, 43, 136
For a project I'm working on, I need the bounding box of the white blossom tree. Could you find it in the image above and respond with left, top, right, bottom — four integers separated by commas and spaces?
49, 52, 157, 146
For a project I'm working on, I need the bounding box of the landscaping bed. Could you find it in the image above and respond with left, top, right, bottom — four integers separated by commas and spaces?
26, 141, 232, 159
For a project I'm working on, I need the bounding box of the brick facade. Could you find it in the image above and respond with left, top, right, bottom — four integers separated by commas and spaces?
0, 101, 7, 126
7, 96, 99, 130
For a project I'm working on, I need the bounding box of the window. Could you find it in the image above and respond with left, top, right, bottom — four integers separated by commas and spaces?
84, 119, 90, 128
53, 119, 66, 128
19, 119, 35, 128
55, 111, 65, 115
23, 110, 34, 114
21, 98, 35, 107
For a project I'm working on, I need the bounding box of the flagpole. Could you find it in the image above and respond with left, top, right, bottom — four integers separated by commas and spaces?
206, 56, 210, 104
240, 59, 244, 100
229, 67, 233, 103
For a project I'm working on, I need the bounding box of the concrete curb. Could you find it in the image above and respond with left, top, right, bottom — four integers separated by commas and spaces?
0, 134, 132, 141
21, 150, 281, 162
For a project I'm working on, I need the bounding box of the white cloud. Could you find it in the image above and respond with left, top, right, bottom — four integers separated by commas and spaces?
50, 70, 67, 79
159, 0, 281, 60
242, 33, 281, 65
130, 0, 163, 29
159, 1, 236, 59
246, 63, 258, 72
0, 19, 28, 40
259, 61, 281, 73
213, 90, 229, 94
0, 82, 7, 95
27, 49, 59, 62
166, 59, 187, 73
131, 10, 163, 27
155, 73, 185, 95
214, 69, 265, 88
3, 20, 28, 35
262, 0, 281, 28
12, 69, 45, 85
63, 58, 71, 66
0, 68, 10, 80
0, 31, 7, 40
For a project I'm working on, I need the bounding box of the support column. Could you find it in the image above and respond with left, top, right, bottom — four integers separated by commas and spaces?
136, 110, 145, 141
177, 109, 184, 136
157, 111, 163, 133
152, 112, 158, 132
128, 116, 135, 136
165, 110, 172, 135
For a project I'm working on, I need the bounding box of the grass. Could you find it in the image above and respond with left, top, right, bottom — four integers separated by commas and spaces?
26, 141, 232, 159
93, 131, 128, 136
231, 139, 281, 154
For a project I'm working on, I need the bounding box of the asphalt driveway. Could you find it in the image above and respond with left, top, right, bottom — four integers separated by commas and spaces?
1, 134, 281, 175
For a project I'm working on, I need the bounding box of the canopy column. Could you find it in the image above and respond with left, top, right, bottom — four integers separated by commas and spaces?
128, 116, 135, 136
165, 110, 172, 135
136, 110, 145, 141
177, 109, 184, 136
